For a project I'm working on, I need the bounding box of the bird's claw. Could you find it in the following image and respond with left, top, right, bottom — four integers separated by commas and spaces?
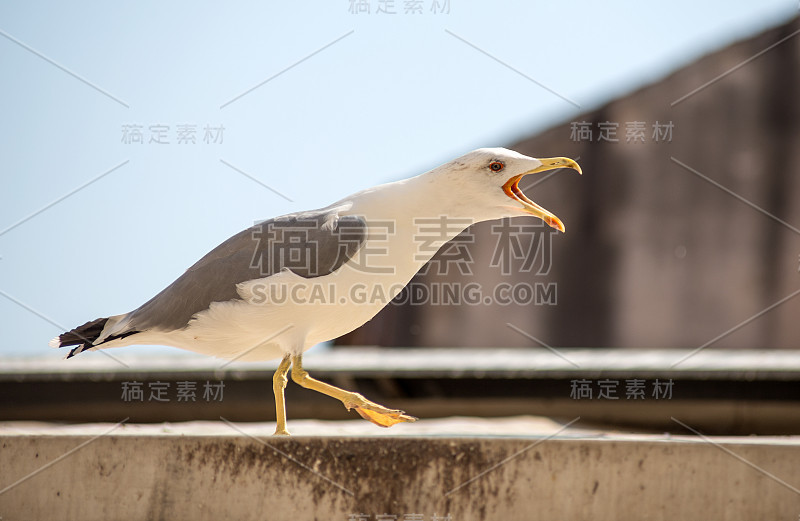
344, 396, 417, 427
354, 405, 417, 427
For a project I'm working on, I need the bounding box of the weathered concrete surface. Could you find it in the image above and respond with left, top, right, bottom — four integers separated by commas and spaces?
2, 431, 800, 520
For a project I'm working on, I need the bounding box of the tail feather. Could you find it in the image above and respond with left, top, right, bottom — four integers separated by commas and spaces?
51, 317, 109, 348
50, 317, 138, 359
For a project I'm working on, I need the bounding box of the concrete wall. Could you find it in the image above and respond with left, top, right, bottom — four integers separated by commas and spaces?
2, 434, 799, 520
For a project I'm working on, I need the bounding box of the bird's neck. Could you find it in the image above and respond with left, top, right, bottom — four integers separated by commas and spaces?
345, 173, 477, 237
337, 171, 497, 283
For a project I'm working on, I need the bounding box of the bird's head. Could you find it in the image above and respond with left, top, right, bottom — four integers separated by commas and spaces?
438, 147, 582, 232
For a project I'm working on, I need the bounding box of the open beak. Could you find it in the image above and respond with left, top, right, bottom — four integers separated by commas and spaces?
502, 157, 582, 232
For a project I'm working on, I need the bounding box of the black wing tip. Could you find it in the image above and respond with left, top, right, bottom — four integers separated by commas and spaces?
65, 344, 86, 359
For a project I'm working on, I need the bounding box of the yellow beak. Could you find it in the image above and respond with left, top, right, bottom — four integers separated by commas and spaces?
502, 157, 582, 232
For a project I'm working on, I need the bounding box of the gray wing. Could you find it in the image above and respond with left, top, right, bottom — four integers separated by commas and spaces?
127, 209, 367, 331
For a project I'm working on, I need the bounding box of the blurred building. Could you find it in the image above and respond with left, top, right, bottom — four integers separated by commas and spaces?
338, 16, 800, 349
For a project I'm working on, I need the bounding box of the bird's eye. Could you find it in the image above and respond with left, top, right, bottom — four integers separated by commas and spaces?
489, 161, 505, 172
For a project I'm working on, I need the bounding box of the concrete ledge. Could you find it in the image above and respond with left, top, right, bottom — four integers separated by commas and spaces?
5, 349, 800, 433
2, 423, 800, 520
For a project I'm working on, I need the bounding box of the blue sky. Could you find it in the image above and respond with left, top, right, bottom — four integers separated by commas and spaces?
0, 1, 795, 357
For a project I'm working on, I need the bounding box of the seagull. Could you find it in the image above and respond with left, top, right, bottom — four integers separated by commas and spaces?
51, 148, 581, 435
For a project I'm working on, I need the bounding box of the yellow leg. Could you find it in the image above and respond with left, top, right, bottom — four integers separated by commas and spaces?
272, 355, 292, 436
290, 354, 417, 428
